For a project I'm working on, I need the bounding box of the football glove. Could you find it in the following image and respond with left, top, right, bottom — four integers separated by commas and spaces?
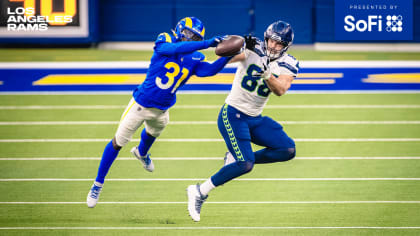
261, 67, 272, 80
206, 36, 224, 47
244, 35, 258, 50
260, 56, 271, 80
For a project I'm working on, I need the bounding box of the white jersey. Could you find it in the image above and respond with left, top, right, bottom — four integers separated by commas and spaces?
225, 41, 299, 116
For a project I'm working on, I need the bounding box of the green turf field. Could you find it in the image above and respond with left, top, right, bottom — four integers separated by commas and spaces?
1, 48, 420, 61
0, 93, 419, 235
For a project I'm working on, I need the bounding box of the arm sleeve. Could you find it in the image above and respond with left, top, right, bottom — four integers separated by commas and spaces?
155, 40, 210, 56
194, 56, 232, 77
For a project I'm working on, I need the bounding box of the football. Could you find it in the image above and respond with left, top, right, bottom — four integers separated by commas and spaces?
215, 35, 245, 57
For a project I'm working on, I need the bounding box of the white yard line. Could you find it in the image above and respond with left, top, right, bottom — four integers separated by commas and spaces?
1, 120, 420, 125
0, 138, 419, 143
0, 105, 419, 109
0, 138, 221, 142
0, 201, 419, 204
0, 121, 213, 125
296, 138, 420, 142
1, 90, 420, 95
0, 105, 126, 109
177, 105, 420, 109
296, 157, 420, 160
0, 178, 419, 182
1, 157, 420, 161
282, 121, 420, 124
0, 226, 419, 230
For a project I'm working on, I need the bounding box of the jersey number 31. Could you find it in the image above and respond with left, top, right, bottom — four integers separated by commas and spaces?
156, 62, 190, 94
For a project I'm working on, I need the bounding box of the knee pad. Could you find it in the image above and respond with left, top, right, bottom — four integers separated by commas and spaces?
237, 161, 254, 174
112, 137, 123, 150
114, 132, 131, 147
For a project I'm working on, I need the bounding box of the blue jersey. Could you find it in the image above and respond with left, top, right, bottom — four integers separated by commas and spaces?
133, 32, 229, 110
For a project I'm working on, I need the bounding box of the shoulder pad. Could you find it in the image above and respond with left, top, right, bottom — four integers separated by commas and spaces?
155, 32, 173, 44
282, 54, 300, 70
274, 56, 299, 75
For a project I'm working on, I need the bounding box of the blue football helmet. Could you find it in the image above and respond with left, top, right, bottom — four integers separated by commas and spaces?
173, 17, 205, 41
264, 20, 294, 60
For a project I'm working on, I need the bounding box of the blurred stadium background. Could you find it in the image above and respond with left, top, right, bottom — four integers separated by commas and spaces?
0, 0, 420, 235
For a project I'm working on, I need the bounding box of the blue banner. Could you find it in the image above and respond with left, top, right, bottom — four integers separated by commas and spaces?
335, 0, 413, 41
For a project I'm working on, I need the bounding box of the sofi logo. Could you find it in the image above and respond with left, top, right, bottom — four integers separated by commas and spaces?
344, 15, 403, 32
335, 0, 412, 40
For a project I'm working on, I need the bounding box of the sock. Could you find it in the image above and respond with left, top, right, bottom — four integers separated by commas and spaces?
95, 140, 120, 183
199, 179, 215, 196
94, 181, 103, 187
138, 128, 156, 156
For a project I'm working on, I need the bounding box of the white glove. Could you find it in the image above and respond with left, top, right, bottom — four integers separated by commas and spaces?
260, 56, 271, 80
261, 67, 272, 80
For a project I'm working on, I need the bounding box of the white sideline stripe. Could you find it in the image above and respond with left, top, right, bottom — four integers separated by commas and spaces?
1, 226, 420, 230
0, 138, 419, 143
1, 60, 420, 68
286, 90, 420, 94
1, 105, 420, 109
1, 157, 420, 161
1, 178, 419, 182
1, 120, 420, 125
0, 201, 419, 204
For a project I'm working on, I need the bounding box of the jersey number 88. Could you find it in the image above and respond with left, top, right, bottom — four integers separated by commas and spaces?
241, 64, 271, 97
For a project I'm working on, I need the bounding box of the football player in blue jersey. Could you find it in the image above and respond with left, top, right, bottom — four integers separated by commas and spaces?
87, 17, 234, 208
187, 21, 299, 221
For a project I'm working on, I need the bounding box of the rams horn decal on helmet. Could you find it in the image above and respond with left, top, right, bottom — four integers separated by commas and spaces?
173, 17, 205, 41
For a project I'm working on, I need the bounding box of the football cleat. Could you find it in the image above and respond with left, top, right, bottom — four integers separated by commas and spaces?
223, 151, 236, 166
187, 184, 208, 222
131, 146, 154, 172
87, 182, 103, 208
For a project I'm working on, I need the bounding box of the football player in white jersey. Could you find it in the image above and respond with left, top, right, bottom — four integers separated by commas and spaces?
187, 20, 299, 221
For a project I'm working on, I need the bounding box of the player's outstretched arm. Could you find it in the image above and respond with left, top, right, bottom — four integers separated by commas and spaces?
155, 37, 222, 56
194, 56, 233, 77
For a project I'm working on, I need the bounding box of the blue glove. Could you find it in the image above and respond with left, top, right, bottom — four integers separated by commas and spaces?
205, 36, 224, 47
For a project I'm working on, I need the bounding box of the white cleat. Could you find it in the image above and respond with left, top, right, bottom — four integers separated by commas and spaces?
87, 182, 103, 208
187, 184, 207, 222
131, 146, 154, 172
223, 151, 236, 166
